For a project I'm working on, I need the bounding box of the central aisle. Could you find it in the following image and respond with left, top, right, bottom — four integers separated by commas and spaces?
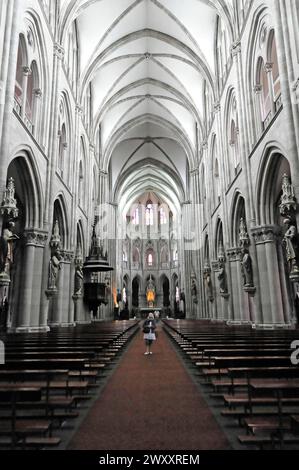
68, 326, 230, 450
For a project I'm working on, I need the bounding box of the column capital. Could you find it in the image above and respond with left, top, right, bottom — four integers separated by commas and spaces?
214, 102, 221, 113
253, 84, 262, 94
54, 43, 65, 60
23, 229, 49, 247
75, 104, 83, 115
61, 250, 74, 263
265, 62, 274, 73
201, 140, 208, 150
89, 144, 96, 153
226, 247, 242, 261
190, 167, 199, 176
250, 225, 280, 244
292, 78, 299, 92
99, 169, 108, 177
231, 40, 241, 57
33, 88, 42, 98
22, 66, 31, 75
211, 260, 220, 271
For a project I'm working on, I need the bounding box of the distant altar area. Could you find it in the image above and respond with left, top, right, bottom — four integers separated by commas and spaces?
139, 307, 162, 319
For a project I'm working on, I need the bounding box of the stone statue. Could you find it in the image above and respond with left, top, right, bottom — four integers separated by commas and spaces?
280, 174, 297, 216
218, 259, 228, 294
146, 275, 156, 305
191, 274, 198, 304
48, 247, 62, 290
146, 275, 155, 293
0, 220, 19, 274
283, 217, 299, 276
204, 272, 214, 301
74, 260, 83, 296
0, 295, 8, 331
48, 220, 63, 290
241, 248, 254, 287
239, 218, 249, 247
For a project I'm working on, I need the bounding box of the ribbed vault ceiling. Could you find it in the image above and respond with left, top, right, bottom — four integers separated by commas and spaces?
60, 0, 234, 212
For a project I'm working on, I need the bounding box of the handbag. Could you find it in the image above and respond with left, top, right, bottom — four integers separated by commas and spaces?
143, 325, 150, 333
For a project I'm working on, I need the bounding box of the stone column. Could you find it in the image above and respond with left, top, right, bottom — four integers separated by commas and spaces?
251, 226, 286, 325
20, 66, 30, 119
32, 87, 42, 139
0, 0, 22, 211
12, 230, 48, 332
182, 201, 194, 318
45, 43, 64, 225
227, 248, 242, 322
211, 260, 221, 321
0, 0, 16, 137
265, 62, 276, 116
231, 40, 255, 224
190, 167, 202, 319
59, 251, 73, 326
272, 0, 299, 199
253, 85, 263, 136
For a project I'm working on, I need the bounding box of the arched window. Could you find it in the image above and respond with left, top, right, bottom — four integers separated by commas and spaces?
146, 201, 154, 226
146, 249, 154, 267
25, 61, 39, 124
14, 37, 26, 108
214, 158, 221, 207
132, 206, 139, 225
147, 252, 153, 267
216, 19, 231, 89
132, 246, 140, 264
269, 33, 281, 101
58, 123, 67, 177
226, 91, 241, 178
201, 164, 207, 225
161, 245, 169, 265
160, 207, 167, 225
78, 161, 84, 207
65, 21, 78, 90
14, 36, 41, 136
230, 119, 240, 171
254, 32, 282, 133
258, 59, 271, 122
57, 95, 71, 182
175, 286, 180, 303
122, 287, 127, 304
92, 167, 97, 208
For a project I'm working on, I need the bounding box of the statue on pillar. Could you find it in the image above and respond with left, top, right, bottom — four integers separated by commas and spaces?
48, 220, 62, 291
282, 217, 299, 278
217, 249, 228, 295
279, 174, 299, 281
48, 247, 62, 290
203, 262, 214, 302
74, 251, 83, 296
279, 174, 297, 216
240, 248, 254, 287
190, 272, 198, 304
0, 220, 19, 275
179, 289, 185, 315
239, 218, 249, 247
238, 217, 255, 291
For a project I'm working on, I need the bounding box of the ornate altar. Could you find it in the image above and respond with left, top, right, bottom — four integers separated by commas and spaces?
146, 275, 156, 308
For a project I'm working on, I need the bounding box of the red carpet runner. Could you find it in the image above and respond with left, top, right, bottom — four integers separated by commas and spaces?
68, 327, 230, 450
